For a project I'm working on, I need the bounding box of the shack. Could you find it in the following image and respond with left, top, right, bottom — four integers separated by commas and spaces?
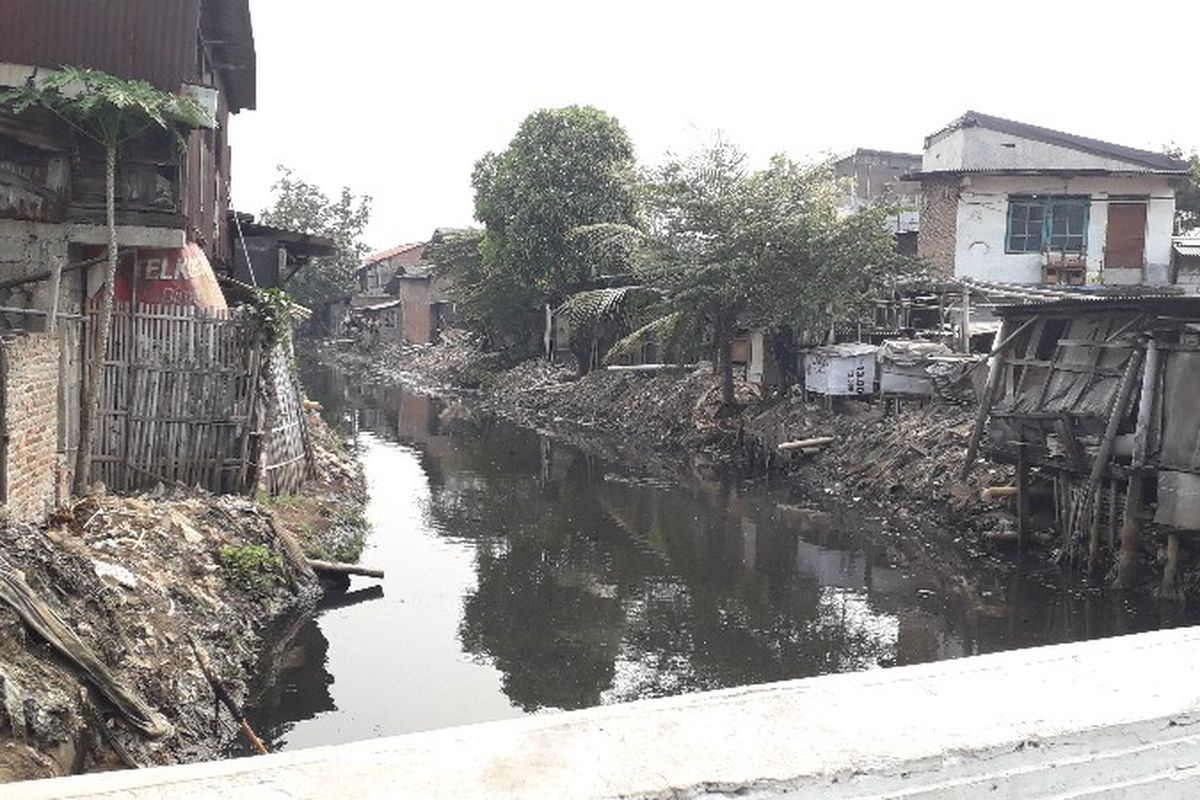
803, 343, 878, 397
964, 296, 1200, 594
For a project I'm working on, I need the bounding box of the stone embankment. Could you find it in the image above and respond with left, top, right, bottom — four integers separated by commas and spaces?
0, 409, 367, 782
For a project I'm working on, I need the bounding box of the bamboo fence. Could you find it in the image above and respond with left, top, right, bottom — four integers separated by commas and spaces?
90, 302, 310, 495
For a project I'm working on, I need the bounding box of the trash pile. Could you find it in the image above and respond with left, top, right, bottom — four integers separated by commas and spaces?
483, 361, 730, 452
743, 400, 1009, 512
0, 487, 321, 781
0, 405, 367, 782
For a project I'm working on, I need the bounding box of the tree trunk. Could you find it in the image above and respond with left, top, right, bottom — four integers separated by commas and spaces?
73, 144, 118, 495
714, 315, 735, 409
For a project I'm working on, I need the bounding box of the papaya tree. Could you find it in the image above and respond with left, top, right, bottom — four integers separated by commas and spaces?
1, 67, 209, 493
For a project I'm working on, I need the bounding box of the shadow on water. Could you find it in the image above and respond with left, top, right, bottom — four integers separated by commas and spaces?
237, 359, 1198, 752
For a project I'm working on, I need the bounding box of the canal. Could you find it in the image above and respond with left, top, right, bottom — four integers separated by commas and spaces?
242, 361, 1193, 752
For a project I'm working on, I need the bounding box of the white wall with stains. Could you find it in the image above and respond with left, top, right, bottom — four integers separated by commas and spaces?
950, 173, 1176, 284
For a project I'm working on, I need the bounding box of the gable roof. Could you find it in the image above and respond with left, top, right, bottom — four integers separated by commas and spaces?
363, 241, 425, 266
927, 111, 1188, 174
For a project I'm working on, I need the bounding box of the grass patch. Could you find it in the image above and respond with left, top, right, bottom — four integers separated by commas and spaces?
218, 544, 284, 593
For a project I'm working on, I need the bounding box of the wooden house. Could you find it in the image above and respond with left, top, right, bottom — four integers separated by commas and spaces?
965, 295, 1200, 594
0, 1, 319, 515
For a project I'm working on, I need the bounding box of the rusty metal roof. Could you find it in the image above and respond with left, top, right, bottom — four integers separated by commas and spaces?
0, 0, 255, 112
201, 0, 255, 112
363, 242, 425, 265
995, 294, 1200, 318
0, 0, 200, 92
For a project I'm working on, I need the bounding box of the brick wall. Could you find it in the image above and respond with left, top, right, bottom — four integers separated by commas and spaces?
1, 332, 60, 523
917, 176, 960, 280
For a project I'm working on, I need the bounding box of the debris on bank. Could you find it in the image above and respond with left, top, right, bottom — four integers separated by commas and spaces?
323, 336, 1021, 589
0, 407, 368, 783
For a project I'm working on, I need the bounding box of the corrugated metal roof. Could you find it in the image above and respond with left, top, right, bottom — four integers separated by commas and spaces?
355, 299, 401, 312
0, 0, 200, 94
1175, 239, 1200, 258
201, 0, 255, 111
995, 295, 1200, 318
0, 0, 255, 112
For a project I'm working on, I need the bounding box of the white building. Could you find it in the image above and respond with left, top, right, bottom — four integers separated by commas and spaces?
911, 111, 1190, 286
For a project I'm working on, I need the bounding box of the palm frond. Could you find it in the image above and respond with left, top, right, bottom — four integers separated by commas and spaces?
602, 311, 686, 365
556, 286, 635, 324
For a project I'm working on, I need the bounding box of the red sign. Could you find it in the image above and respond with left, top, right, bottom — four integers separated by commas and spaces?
87, 243, 228, 311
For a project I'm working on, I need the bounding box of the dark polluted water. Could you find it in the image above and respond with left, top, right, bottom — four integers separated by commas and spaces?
240, 360, 1196, 752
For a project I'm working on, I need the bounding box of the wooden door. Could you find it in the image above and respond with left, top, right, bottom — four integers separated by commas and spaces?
1105, 203, 1147, 269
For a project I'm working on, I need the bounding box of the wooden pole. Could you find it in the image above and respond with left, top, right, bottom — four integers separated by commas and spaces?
307, 559, 385, 580
45, 242, 63, 333
1161, 532, 1182, 600
1073, 346, 1144, 548
959, 289, 971, 353
1015, 442, 1030, 550
1114, 338, 1160, 589
187, 634, 268, 755
1087, 485, 1104, 575
1114, 474, 1145, 590
962, 318, 1010, 480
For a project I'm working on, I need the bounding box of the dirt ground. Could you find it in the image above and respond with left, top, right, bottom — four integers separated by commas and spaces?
0, 409, 366, 783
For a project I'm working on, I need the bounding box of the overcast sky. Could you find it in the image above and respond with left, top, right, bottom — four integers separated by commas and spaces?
230, 0, 1199, 253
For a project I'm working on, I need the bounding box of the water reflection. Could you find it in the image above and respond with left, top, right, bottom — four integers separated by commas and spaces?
242, 361, 1196, 750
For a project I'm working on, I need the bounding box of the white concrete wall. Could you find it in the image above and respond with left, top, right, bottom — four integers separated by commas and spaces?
923, 128, 966, 172
951, 173, 1176, 284
926, 125, 1163, 174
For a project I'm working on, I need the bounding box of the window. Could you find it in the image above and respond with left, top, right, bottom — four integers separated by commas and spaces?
1005, 196, 1089, 254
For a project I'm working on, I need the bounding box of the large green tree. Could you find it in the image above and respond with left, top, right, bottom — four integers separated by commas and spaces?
465, 106, 638, 346
1, 67, 208, 494
258, 165, 372, 308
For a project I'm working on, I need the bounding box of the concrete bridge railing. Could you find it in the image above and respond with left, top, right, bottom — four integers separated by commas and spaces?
10, 626, 1200, 799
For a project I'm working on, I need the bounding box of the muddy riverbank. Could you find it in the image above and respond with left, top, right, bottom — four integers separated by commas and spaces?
316, 337, 1019, 597
316, 333, 1191, 605
0, 410, 368, 782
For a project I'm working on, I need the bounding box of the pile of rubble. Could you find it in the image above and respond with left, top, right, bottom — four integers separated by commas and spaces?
0, 489, 317, 782
743, 400, 1012, 518
0, 407, 368, 782
482, 361, 724, 451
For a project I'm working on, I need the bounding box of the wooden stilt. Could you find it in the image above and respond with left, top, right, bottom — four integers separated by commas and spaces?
1087, 485, 1104, 575
1073, 346, 1144, 546
1052, 473, 1062, 532
1161, 532, 1182, 601
1114, 474, 1145, 589
1107, 480, 1119, 547
962, 319, 1010, 480
1015, 442, 1030, 551
1114, 338, 1159, 590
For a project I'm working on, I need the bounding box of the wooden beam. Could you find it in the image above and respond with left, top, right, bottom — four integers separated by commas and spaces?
987, 317, 1036, 357
1073, 346, 1144, 552
1113, 338, 1161, 590
961, 319, 1009, 480
1015, 442, 1031, 550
